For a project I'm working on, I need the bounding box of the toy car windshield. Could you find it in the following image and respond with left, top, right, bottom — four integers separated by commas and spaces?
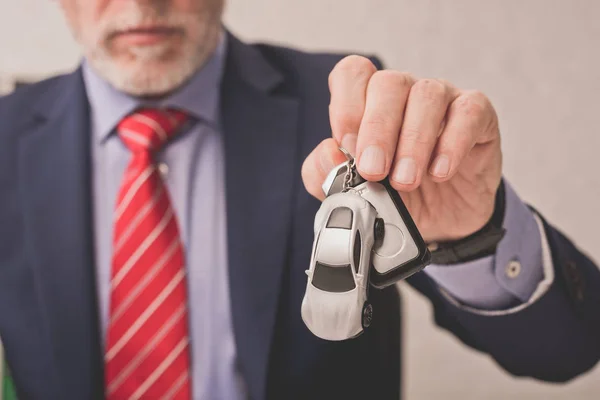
311, 262, 356, 293
326, 207, 353, 229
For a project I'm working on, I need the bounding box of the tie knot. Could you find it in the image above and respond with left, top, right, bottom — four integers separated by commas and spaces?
117, 108, 189, 153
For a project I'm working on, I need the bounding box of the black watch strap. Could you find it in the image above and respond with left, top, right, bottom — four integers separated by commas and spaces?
428, 180, 507, 265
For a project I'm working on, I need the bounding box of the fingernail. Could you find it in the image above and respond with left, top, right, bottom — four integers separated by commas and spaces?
359, 145, 386, 175
430, 154, 450, 178
341, 133, 358, 156
393, 157, 417, 185
319, 151, 336, 173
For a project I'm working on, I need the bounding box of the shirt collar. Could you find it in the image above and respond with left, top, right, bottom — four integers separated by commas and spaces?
83, 31, 227, 144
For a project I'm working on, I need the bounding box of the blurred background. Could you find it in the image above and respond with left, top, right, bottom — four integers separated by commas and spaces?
1, 0, 599, 399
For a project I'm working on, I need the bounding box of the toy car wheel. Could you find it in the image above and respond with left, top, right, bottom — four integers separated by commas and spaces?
374, 218, 385, 242
361, 301, 373, 329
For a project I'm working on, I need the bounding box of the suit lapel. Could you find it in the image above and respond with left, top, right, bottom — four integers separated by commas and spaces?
15, 35, 300, 399
17, 71, 104, 399
221, 34, 300, 400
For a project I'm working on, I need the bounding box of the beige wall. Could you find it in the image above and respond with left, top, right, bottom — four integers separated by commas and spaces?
1, 0, 599, 398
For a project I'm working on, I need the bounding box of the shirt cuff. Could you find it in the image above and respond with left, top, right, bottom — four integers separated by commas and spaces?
423, 180, 554, 312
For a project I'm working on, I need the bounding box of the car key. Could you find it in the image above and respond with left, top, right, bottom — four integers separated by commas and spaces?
301, 148, 431, 341
322, 149, 431, 288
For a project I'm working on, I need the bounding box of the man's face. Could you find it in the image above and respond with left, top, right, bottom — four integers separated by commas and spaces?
60, 0, 225, 97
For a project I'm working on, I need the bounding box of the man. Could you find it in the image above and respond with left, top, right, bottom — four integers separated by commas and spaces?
0, 0, 598, 399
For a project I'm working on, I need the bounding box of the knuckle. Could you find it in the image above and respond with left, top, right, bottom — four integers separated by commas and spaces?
399, 125, 422, 142
467, 90, 492, 109
369, 70, 413, 90
436, 78, 454, 89
330, 55, 376, 84
453, 92, 486, 117
467, 90, 489, 103
362, 112, 396, 138
411, 78, 447, 102
402, 126, 432, 146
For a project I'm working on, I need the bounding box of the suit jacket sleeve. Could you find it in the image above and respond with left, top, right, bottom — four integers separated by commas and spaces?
407, 206, 600, 382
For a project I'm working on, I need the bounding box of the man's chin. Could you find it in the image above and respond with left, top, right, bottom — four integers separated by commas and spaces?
86, 34, 213, 98
118, 71, 187, 98
94, 58, 197, 98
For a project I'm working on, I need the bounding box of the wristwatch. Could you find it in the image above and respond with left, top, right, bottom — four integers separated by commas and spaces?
427, 180, 507, 265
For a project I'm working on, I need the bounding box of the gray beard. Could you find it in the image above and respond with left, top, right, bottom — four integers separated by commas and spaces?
85, 28, 220, 97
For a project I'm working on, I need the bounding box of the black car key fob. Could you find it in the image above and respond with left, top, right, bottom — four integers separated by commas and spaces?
322, 161, 431, 288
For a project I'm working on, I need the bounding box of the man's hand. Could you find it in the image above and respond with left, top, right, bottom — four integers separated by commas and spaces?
301, 56, 503, 243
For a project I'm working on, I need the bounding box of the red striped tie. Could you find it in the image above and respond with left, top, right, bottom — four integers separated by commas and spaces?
105, 108, 191, 400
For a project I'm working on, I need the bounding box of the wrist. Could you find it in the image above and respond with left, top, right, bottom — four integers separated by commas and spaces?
427, 179, 506, 265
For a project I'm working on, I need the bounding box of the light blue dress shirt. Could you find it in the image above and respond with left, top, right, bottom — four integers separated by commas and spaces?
85, 36, 246, 400
83, 34, 552, 398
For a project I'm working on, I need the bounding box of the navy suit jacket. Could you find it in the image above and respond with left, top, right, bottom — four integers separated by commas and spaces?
0, 34, 599, 400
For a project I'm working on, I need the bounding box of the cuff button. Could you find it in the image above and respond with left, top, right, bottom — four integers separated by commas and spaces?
506, 260, 521, 279
427, 242, 439, 251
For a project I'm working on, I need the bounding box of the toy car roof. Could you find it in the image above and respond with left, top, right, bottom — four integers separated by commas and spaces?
318, 191, 370, 213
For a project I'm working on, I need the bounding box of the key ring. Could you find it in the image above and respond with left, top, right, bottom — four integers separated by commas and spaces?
338, 147, 355, 192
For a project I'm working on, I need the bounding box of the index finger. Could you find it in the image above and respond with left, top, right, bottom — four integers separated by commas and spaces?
328, 55, 377, 154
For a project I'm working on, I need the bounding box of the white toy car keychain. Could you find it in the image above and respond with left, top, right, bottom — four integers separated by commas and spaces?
301, 147, 430, 341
